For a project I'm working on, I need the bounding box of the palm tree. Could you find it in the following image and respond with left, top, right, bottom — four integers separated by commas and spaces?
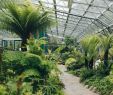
0, 0, 53, 51
80, 35, 100, 69
100, 34, 113, 67
80, 36, 91, 69
87, 35, 100, 69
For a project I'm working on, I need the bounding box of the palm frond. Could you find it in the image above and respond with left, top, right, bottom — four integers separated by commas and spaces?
0, 0, 54, 45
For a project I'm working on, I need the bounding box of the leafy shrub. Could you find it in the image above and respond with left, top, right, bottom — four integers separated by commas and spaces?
95, 63, 111, 77
80, 68, 94, 82
66, 49, 85, 70
60, 52, 70, 62
39, 61, 52, 78
38, 76, 64, 95
21, 53, 42, 67
67, 60, 84, 71
2, 51, 25, 79
3, 50, 24, 64
69, 70, 81, 77
0, 85, 8, 95
21, 53, 52, 78
84, 76, 113, 95
65, 57, 76, 66
29, 45, 43, 56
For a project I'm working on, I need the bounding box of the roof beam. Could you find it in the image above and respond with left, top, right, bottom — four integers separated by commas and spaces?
53, 0, 59, 35
73, 1, 107, 9
56, 10, 95, 19
63, 0, 73, 36
38, 1, 54, 37
70, 0, 95, 35
80, 3, 113, 37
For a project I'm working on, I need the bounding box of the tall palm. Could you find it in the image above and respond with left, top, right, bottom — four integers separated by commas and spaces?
0, 0, 53, 50
100, 34, 113, 67
80, 35, 100, 69
80, 36, 91, 69
87, 35, 100, 69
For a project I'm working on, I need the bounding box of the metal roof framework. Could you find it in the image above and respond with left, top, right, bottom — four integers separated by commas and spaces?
32, 0, 113, 39
1, 0, 113, 40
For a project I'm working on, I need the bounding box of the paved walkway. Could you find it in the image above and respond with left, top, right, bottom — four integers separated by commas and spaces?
58, 65, 99, 95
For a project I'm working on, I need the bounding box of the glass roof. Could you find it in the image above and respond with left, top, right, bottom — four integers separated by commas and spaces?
1, 0, 113, 40
32, 0, 113, 39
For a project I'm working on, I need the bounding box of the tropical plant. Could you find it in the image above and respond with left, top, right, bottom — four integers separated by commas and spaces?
87, 35, 100, 69
80, 35, 100, 69
0, 85, 8, 95
0, 0, 53, 50
65, 57, 76, 66
100, 34, 113, 67
65, 36, 74, 47
27, 37, 47, 56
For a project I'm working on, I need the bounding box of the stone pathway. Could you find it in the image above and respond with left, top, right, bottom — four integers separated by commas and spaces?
58, 65, 99, 95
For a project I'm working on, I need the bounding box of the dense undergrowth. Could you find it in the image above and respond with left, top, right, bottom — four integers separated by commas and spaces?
0, 38, 64, 95
55, 35, 113, 95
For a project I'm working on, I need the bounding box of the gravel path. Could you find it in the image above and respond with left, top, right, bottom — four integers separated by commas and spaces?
58, 65, 99, 95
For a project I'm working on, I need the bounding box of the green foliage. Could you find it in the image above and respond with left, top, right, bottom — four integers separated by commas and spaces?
0, 85, 8, 95
2, 50, 64, 95
80, 35, 100, 68
67, 61, 84, 71
84, 76, 113, 95
60, 52, 70, 62
100, 34, 113, 67
27, 37, 47, 56
100, 34, 113, 52
95, 63, 111, 77
64, 36, 78, 48
3, 50, 24, 64
2, 51, 25, 80
0, 0, 54, 47
55, 45, 65, 54
80, 68, 94, 82
38, 76, 64, 95
66, 49, 85, 70
65, 58, 76, 66
21, 53, 42, 67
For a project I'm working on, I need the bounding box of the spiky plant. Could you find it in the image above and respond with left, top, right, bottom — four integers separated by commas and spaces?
80, 35, 100, 69
0, 0, 53, 50
87, 35, 100, 69
100, 34, 113, 67
80, 36, 91, 68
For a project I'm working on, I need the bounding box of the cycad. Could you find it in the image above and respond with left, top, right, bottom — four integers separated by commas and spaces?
80, 35, 100, 69
0, 0, 53, 50
100, 34, 113, 67
80, 36, 91, 68
87, 35, 100, 69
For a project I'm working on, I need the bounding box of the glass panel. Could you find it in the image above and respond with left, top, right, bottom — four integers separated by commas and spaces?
84, 12, 100, 18
71, 9, 84, 15
99, 15, 112, 26
72, 3, 88, 10
93, 0, 107, 7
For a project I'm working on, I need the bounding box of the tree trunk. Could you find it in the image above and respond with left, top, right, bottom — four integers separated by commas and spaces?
89, 57, 93, 69
21, 38, 27, 51
85, 52, 88, 69
104, 49, 109, 67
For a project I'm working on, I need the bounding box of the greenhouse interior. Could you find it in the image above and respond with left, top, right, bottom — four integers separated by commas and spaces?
1, 0, 113, 95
